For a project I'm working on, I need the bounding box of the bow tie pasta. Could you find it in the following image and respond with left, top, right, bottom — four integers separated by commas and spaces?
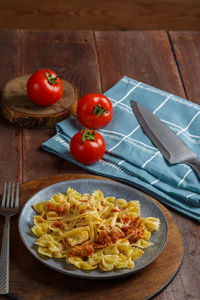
31, 187, 160, 271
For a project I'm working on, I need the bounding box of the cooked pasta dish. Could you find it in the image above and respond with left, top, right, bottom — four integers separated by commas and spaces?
31, 187, 160, 271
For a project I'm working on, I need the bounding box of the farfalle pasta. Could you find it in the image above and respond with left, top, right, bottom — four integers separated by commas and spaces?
31, 187, 160, 271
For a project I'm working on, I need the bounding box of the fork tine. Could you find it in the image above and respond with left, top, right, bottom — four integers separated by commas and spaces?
10, 182, 15, 207
6, 182, 11, 208
1, 182, 7, 207
15, 183, 19, 209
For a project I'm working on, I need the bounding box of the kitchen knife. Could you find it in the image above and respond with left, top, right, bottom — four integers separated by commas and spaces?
130, 100, 200, 179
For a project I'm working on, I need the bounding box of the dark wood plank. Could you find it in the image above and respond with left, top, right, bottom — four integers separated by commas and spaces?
166, 31, 200, 300
20, 30, 101, 182
0, 29, 22, 187
9, 174, 183, 300
95, 30, 186, 96
94, 30, 189, 299
0, 0, 200, 31
170, 31, 200, 104
0, 29, 22, 300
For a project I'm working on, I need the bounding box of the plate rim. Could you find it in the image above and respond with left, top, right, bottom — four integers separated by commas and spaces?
18, 178, 168, 279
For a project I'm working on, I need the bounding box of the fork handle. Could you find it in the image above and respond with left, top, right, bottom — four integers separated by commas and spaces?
0, 216, 10, 294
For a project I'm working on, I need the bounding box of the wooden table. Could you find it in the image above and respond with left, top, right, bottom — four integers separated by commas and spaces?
0, 29, 199, 300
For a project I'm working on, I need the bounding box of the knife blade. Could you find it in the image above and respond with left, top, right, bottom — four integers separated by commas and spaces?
130, 100, 200, 179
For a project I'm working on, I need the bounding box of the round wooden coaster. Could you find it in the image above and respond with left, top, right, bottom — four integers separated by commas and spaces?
10, 174, 184, 300
1, 75, 77, 128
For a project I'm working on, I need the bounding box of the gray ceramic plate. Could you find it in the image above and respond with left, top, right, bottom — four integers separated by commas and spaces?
18, 179, 168, 279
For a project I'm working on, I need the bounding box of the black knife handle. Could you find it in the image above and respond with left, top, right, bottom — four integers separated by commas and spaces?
186, 156, 200, 180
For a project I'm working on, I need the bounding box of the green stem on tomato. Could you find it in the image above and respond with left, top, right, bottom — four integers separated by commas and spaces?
92, 104, 108, 117
81, 129, 96, 142
45, 72, 60, 85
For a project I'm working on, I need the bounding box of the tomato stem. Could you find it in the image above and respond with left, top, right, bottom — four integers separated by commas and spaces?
92, 104, 108, 117
45, 72, 60, 85
81, 129, 96, 142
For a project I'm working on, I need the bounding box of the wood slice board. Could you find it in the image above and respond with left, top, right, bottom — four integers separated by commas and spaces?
1, 75, 77, 128
6, 174, 184, 300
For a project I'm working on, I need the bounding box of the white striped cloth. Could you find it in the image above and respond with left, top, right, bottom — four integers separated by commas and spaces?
42, 76, 200, 221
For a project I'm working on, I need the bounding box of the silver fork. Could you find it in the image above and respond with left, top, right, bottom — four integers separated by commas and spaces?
0, 182, 19, 294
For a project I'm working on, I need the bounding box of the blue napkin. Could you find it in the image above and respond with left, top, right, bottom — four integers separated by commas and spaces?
42, 76, 200, 221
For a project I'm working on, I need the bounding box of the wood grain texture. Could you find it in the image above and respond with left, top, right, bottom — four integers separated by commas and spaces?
6, 174, 183, 300
1, 75, 77, 128
0, 30, 22, 187
0, 0, 200, 31
169, 31, 200, 104
0, 30, 22, 300
166, 31, 200, 300
94, 30, 186, 97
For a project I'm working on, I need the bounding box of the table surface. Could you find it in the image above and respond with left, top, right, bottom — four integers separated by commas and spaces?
0, 29, 199, 300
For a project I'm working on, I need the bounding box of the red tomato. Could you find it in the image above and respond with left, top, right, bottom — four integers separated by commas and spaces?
70, 129, 106, 165
77, 93, 113, 129
27, 69, 63, 106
